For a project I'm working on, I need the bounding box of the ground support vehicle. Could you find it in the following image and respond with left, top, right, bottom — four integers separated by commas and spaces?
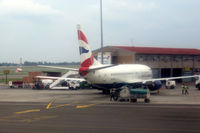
196, 79, 200, 90
129, 88, 150, 103
165, 80, 176, 89
114, 86, 150, 103
9, 81, 23, 88
32, 81, 44, 90
68, 81, 80, 90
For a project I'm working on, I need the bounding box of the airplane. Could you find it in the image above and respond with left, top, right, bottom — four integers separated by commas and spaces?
36, 71, 85, 89
16, 67, 23, 73
16, 58, 23, 73
39, 24, 200, 94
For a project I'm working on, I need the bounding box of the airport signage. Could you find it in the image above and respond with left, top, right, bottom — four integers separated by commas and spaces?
3, 70, 10, 75
185, 67, 190, 71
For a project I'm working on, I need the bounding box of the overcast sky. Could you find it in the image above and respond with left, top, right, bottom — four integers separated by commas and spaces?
0, 0, 199, 63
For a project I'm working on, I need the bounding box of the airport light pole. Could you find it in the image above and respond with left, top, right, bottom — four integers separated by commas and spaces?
100, 0, 104, 64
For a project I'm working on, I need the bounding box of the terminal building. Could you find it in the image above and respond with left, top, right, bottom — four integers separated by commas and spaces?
93, 46, 200, 81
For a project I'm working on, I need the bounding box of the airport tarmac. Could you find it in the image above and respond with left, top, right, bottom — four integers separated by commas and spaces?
0, 84, 200, 104
0, 84, 200, 133
0, 103, 200, 133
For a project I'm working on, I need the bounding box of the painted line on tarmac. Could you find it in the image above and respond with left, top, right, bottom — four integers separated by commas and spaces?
76, 104, 96, 109
0, 114, 57, 123
46, 98, 56, 109
50, 104, 71, 109
19, 115, 57, 123
15, 109, 41, 114
46, 98, 72, 109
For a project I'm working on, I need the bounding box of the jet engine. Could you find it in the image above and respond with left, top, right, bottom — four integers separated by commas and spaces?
146, 80, 162, 91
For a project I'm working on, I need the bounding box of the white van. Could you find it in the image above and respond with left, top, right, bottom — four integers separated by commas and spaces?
165, 80, 176, 89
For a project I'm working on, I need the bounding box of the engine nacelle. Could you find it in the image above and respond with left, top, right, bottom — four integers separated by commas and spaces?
147, 80, 162, 91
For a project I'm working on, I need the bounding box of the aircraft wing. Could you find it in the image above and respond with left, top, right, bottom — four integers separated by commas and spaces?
36, 76, 85, 82
38, 65, 78, 71
151, 75, 199, 82
128, 75, 200, 84
38, 65, 116, 72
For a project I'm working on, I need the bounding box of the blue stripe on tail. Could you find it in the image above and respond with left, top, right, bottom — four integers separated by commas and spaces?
79, 47, 89, 55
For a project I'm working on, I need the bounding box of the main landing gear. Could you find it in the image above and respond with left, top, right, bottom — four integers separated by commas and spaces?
102, 89, 110, 94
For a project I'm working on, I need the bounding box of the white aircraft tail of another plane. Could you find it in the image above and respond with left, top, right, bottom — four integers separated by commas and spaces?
16, 58, 23, 73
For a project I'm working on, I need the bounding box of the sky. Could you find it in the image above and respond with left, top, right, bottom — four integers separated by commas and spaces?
0, 0, 200, 63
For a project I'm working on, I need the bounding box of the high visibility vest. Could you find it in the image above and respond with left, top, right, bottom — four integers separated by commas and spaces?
185, 86, 188, 90
182, 85, 186, 90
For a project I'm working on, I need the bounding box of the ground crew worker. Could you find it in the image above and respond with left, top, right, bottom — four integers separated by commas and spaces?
182, 83, 185, 95
185, 84, 189, 95
110, 89, 115, 101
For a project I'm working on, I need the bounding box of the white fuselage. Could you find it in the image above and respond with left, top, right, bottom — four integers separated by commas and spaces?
84, 64, 152, 84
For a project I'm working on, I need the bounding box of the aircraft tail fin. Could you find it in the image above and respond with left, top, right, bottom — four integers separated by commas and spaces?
77, 24, 101, 67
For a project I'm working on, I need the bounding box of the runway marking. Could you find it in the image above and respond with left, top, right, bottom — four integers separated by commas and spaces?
50, 104, 71, 109
0, 114, 20, 122
19, 115, 57, 123
76, 104, 96, 109
15, 109, 41, 114
46, 98, 56, 109
46, 98, 72, 109
0, 114, 57, 123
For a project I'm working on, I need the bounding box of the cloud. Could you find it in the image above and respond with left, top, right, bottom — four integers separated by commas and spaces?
0, 0, 63, 16
104, 0, 157, 12
84, 0, 158, 22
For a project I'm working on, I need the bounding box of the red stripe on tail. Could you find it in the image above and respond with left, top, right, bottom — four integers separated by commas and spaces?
78, 30, 88, 44
79, 67, 89, 76
81, 55, 94, 67
79, 55, 94, 76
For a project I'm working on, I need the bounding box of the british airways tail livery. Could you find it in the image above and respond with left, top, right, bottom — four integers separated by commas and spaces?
77, 25, 101, 67
77, 24, 93, 67
39, 25, 200, 93
77, 24, 102, 76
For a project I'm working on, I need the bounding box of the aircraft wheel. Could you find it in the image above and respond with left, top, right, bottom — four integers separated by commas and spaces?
131, 99, 137, 102
102, 89, 106, 94
144, 98, 150, 103
170, 86, 175, 89
102, 89, 110, 94
113, 95, 118, 101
